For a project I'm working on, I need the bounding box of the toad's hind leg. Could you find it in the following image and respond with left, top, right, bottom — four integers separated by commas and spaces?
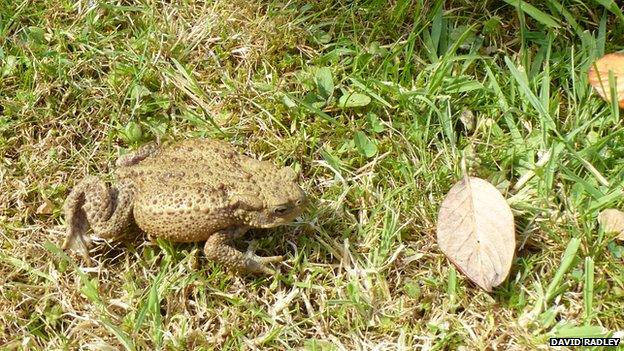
203, 228, 283, 275
63, 175, 136, 259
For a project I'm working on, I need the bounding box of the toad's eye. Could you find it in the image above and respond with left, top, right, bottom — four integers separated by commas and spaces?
273, 205, 289, 215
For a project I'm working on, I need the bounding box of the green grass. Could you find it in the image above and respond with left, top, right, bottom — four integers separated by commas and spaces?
1, 0, 624, 349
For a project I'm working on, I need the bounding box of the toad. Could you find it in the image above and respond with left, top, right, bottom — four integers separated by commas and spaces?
63, 138, 306, 274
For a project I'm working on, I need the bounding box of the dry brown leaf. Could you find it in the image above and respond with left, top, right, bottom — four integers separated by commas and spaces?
459, 109, 476, 132
436, 176, 515, 291
36, 199, 54, 215
598, 209, 624, 241
588, 52, 624, 109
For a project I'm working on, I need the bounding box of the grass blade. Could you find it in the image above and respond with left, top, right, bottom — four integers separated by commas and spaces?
503, 0, 561, 28
524, 238, 581, 324
544, 238, 581, 304
593, 0, 624, 25
504, 56, 557, 133
553, 324, 610, 338
583, 257, 594, 325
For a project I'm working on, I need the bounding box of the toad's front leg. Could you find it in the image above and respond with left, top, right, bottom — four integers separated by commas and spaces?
63, 175, 136, 259
203, 228, 283, 275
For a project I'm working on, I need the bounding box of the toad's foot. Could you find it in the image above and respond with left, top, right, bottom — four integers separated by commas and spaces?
62, 176, 135, 259
203, 228, 283, 275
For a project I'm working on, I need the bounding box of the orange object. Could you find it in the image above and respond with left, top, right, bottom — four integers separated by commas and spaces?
588, 52, 624, 109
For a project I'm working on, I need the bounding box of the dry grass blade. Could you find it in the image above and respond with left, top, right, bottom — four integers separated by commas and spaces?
436, 176, 516, 292
588, 52, 624, 109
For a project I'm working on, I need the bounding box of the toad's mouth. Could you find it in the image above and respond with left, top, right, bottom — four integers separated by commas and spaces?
254, 209, 303, 228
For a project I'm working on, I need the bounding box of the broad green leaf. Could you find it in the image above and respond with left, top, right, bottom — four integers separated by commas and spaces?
367, 113, 385, 133
26, 26, 45, 43
312, 30, 332, 44
316, 67, 334, 99
1, 55, 17, 77
349, 78, 392, 108
130, 84, 151, 100
354, 132, 377, 158
338, 92, 371, 108
303, 92, 326, 109
282, 94, 297, 108
81, 278, 101, 304
121, 121, 143, 143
